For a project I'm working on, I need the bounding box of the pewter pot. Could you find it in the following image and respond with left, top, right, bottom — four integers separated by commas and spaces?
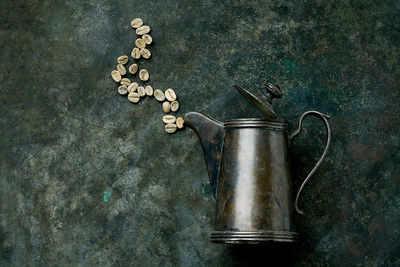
184, 83, 331, 244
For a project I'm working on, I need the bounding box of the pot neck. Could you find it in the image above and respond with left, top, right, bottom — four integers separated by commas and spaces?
223, 118, 289, 130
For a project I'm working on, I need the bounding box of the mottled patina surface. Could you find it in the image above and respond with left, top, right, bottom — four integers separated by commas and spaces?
0, 0, 399, 266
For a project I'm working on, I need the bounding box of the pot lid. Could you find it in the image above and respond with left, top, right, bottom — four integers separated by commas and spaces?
234, 82, 282, 119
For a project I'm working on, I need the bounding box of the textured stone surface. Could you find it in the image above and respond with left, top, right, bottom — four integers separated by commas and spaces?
0, 0, 399, 266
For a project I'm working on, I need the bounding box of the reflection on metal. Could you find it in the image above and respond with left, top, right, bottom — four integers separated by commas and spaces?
184, 83, 331, 244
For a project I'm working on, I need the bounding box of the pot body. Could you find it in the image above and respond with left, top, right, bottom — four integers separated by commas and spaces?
211, 118, 298, 244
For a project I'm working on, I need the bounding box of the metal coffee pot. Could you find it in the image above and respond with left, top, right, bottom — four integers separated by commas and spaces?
184, 83, 331, 244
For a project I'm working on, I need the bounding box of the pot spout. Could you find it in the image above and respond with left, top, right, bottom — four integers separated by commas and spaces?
184, 112, 224, 197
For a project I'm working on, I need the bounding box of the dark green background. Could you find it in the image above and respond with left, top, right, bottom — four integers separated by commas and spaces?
1, 0, 399, 266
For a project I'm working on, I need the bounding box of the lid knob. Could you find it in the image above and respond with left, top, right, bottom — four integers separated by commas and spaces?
234, 82, 283, 119
264, 82, 282, 104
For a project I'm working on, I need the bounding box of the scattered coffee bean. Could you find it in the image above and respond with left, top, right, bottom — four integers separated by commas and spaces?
165, 123, 177, 133
117, 55, 129, 65
139, 69, 149, 81
118, 85, 128, 95
120, 78, 131, 86
111, 70, 122, 82
135, 38, 146, 49
117, 64, 126, 75
171, 101, 179, 112
142, 34, 152, 45
131, 48, 141, 59
176, 117, 184, 129
136, 25, 150, 35
128, 92, 140, 103
163, 115, 176, 124
154, 89, 165, 101
145, 85, 153, 96
140, 48, 151, 59
129, 64, 138, 74
138, 86, 146, 97
131, 18, 143, 29
162, 101, 171, 113
165, 89, 176, 101
128, 82, 138, 93
112, 20, 185, 134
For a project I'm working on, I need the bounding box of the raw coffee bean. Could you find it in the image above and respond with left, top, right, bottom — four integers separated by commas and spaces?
117, 64, 126, 75
120, 78, 131, 86
171, 100, 179, 112
163, 115, 176, 124
131, 18, 143, 28
136, 25, 150, 35
128, 82, 138, 93
142, 34, 152, 45
117, 55, 129, 65
139, 69, 149, 81
165, 123, 177, 134
128, 64, 138, 74
111, 70, 121, 82
118, 85, 128, 95
140, 48, 151, 59
176, 117, 184, 129
128, 92, 140, 103
154, 89, 165, 101
137, 86, 146, 97
162, 101, 171, 113
135, 38, 146, 49
165, 89, 176, 101
145, 85, 153, 96
131, 48, 141, 59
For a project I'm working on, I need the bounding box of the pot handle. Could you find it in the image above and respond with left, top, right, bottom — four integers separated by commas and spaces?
290, 111, 331, 215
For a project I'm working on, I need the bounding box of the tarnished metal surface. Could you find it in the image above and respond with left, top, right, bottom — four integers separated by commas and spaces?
184, 106, 331, 244
290, 111, 332, 215
0, 0, 399, 265
214, 119, 296, 243
183, 112, 224, 197
234, 84, 281, 118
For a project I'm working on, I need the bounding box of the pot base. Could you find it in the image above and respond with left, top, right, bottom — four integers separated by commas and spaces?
210, 230, 298, 244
